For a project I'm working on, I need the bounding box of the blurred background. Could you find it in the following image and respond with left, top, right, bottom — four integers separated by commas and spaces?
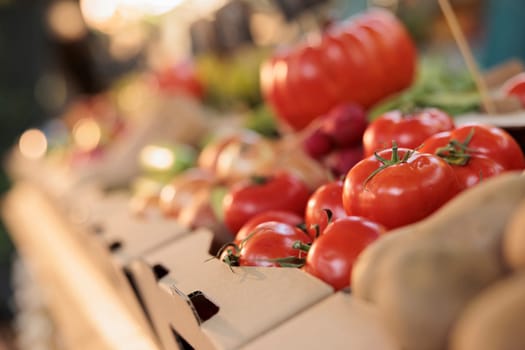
1, 0, 524, 348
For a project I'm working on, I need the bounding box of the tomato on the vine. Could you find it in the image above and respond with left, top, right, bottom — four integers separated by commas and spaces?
423, 124, 525, 171
237, 222, 312, 267
222, 172, 310, 234
363, 108, 455, 157
303, 216, 385, 290
343, 144, 462, 230
419, 128, 507, 189
305, 180, 347, 237
234, 210, 304, 244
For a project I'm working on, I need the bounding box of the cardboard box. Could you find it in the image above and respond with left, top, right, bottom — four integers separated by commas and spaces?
128, 229, 334, 350
242, 291, 399, 350
63, 190, 193, 266
2, 182, 160, 350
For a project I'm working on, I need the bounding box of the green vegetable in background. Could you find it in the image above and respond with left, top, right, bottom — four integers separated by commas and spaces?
368, 57, 481, 120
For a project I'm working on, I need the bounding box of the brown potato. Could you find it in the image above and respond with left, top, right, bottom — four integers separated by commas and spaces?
503, 198, 525, 270
352, 172, 525, 350
450, 273, 525, 350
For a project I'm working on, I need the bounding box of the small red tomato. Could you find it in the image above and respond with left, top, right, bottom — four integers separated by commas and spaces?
305, 180, 347, 237
303, 216, 385, 290
419, 129, 507, 189
502, 72, 525, 107
420, 124, 525, 171
223, 172, 310, 233
239, 222, 312, 267
234, 210, 304, 244
363, 108, 455, 157
343, 144, 462, 230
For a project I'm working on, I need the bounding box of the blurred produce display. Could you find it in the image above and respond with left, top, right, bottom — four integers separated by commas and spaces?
6, 0, 525, 349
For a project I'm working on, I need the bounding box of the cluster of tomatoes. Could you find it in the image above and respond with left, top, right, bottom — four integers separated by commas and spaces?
218, 107, 525, 291
260, 8, 416, 130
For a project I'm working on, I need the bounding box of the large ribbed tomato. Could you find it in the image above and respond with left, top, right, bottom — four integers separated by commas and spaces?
343, 144, 462, 230
261, 9, 417, 130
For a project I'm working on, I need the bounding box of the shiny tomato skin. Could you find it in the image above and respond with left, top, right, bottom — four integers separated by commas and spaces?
239, 222, 312, 267
449, 155, 505, 188
362, 9, 417, 90
305, 180, 347, 236
342, 27, 385, 105
363, 108, 455, 157
261, 9, 417, 131
331, 28, 373, 106
353, 23, 397, 96
420, 124, 525, 171
234, 210, 304, 244
286, 45, 340, 125
450, 124, 525, 171
317, 35, 354, 103
343, 148, 462, 230
419, 129, 507, 189
303, 216, 385, 290
223, 172, 310, 234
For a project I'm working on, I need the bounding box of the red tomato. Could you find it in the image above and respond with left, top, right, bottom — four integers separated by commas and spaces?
327, 28, 371, 106
303, 216, 385, 290
502, 72, 525, 107
317, 34, 353, 103
419, 129, 508, 189
261, 9, 417, 130
238, 222, 312, 267
234, 210, 303, 244
420, 124, 525, 171
362, 8, 416, 90
305, 180, 347, 237
286, 45, 340, 129
343, 145, 462, 230
359, 24, 398, 95
222, 172, 310, 233
272, 53, 297, 122
343, 26, 386, 104
363, 108, 455, 157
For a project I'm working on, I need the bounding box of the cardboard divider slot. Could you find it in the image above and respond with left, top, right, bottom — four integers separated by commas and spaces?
129, 229, 334, 350
172, 327, 195, 350
109, 241, 123, 252
153, 264, 170, 280
187, 291, 220, 323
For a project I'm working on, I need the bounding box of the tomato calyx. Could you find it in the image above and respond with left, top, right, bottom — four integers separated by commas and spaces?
217, 223, 311, 269
435, 128, 476, 166
292, 240, 311, 253
364, 141, 415, 186
216, 242, 241, 271
250, 175, 271, 185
